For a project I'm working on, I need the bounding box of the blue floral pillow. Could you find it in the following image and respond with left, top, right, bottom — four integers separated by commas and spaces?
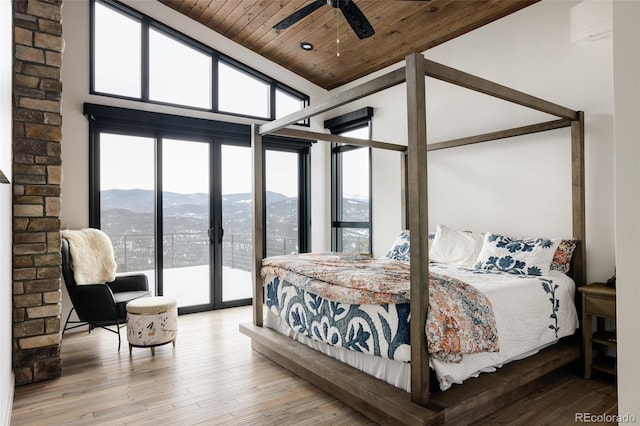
383, 230, 435, 262
474, 232, 560, 276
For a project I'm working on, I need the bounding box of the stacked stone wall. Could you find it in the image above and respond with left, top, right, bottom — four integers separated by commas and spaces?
12, 0, 63, 385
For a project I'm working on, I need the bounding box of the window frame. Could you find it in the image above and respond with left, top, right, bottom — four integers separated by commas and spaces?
147, 23, 214, 109
90, 0, 144, 100
261, 138, 312, 259
326, 107, 373, 254
90, 0, 309, 123
85, 103, 311, 311
217, 57, 270, 118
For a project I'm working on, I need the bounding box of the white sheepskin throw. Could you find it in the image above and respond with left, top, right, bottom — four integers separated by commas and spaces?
61, 228, 117, 285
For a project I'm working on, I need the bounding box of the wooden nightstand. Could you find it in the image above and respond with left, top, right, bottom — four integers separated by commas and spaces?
578, 283, 616, 379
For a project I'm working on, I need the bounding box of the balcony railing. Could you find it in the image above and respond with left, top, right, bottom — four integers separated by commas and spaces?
109, 232, 298, 273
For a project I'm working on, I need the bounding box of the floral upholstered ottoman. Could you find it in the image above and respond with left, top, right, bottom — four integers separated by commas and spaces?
126, 296, 177, 355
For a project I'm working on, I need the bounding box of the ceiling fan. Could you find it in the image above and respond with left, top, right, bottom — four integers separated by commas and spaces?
273, 0, 427, 40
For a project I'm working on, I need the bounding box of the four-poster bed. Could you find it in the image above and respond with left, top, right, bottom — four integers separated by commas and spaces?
240, 52, 585, 425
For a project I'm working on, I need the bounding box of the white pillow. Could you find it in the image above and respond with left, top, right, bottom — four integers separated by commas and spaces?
474, 232, 560, 276
429, 223, 483, 267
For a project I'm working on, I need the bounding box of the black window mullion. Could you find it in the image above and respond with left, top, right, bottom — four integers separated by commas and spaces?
336, 147, 344, 225
210, 142, 222, 307
88, 117, 100, 228
333, 221, 369, 229
141, 17, 150, 102
212, 53, 219, 113
155, 134, 163, 297
298, 147, 311, 253
261, 143, 267, 259
332, 143, 344, 252
270, 85, 277, 120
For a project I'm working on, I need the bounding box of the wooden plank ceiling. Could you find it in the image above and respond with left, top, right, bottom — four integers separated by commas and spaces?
158, 0, 538, 90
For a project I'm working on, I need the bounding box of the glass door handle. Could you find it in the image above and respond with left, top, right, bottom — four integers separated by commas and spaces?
207, 227, 224, 243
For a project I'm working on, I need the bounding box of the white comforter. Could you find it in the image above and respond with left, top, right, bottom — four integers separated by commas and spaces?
428, 264, 579, 390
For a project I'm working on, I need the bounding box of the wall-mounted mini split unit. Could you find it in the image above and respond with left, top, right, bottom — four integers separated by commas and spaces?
570, 0, 612, 42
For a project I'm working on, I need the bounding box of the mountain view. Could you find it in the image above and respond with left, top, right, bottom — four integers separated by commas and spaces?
101, 189, 369, 273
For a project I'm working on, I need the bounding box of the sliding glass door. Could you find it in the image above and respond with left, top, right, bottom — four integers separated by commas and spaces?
90, 110, 311, 313
96, 132, 247, 312
99, 133, 157, 294
161, 138, 212, 308
220, 145, 252, 303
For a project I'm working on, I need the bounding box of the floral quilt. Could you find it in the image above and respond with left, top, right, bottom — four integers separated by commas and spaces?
263, 253, 499, 363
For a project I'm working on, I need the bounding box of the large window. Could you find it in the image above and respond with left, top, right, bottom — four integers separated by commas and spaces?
87, 104, 311, 313
276, 88, 306, 119
149, 27, 212, 109
93, 0, 141, 98
91, 0, 309, 121
218, 61, 269, 117
327, 108, 373, 254
99, 133, 156, 290
266, 150, 303, 257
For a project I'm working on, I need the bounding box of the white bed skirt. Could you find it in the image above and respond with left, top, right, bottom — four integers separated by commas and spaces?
265, 310, 412, 391
265, 308, 566, 392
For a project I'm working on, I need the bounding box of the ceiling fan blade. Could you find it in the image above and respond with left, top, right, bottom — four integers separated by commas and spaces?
273, 1, 326, 30
339, 1, 375, 40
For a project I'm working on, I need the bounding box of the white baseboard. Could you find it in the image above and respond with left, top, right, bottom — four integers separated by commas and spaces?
1, 372, 14, 426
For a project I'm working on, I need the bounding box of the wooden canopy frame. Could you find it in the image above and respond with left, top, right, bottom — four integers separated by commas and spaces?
242, 52, 585, 425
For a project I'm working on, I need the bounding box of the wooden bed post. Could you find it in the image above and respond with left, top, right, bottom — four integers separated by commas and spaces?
401, 152, 409, 230
252, 124, 264, 326
406, 53, 431, 406
571, 111, 586, 286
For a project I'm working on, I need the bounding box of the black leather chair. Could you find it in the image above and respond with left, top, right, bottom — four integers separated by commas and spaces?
61, 237, 151, 350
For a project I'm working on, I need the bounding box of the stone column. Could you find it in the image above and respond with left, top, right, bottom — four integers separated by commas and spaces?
12, 0, 63, 385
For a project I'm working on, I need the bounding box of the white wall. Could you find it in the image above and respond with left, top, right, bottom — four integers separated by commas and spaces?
0, 0, 13, 423
336, 1, 615, 284
424, 0, 614, 285
612, 0, 640, 419
0, 185, 11, 426
0, 182, 11, 426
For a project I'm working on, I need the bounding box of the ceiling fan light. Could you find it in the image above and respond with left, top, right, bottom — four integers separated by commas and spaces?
300, 41, 314, 51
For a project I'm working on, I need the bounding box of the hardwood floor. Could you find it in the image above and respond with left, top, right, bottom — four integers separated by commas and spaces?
12, 306, 617, 425
473, 373, 618, 426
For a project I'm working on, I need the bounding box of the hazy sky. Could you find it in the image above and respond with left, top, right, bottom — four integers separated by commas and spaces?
100, 134, 299, 197
339, 127, 370, 199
